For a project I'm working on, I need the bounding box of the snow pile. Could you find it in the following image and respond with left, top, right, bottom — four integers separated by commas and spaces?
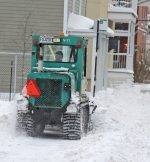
0, 84, 150, 162
89, 84, 150, 162
0, 101, 17, 135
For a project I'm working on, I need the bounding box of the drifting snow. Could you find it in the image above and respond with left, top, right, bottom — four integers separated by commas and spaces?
0, 84, 150, 162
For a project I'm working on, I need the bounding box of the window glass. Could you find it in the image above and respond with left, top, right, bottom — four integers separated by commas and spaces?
115, 22, 129, 30
108, 36, 128, 53
42, 45, 78, 63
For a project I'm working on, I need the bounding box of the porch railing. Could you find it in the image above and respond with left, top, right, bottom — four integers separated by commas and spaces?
108, 53, 127, 69
109, 0, 132, 8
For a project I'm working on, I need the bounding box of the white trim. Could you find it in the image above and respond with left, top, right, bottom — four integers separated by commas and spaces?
127, 20, 131, 56
108, 69, 134, 74
108, 6, 138, 18
73, 0, 76, 13
63, 0, 69, 35
67, 28, 96, 37
79, 0, 82, 15
114, 32, 130, 37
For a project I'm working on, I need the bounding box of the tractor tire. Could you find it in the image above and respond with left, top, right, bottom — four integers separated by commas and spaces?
16, 110, 27, 131
63, 113, 81, 140
63, 104, 90, 140
26, 113, 45, 137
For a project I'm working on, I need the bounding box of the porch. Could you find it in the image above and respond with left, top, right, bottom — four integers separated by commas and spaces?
107, 0, 137, 87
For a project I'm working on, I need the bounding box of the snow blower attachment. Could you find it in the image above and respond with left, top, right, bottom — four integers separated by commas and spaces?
17, 34, 97, 140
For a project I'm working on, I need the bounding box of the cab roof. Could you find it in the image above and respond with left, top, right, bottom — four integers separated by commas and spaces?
32, 33, 87, 47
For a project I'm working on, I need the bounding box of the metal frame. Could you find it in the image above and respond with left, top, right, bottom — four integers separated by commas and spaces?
0, 52, 31, 99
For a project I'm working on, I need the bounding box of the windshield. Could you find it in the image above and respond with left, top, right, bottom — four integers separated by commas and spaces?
42, 45, 78, 63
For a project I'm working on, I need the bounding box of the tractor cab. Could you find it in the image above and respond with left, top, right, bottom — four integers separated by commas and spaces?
26, 34, 88, 109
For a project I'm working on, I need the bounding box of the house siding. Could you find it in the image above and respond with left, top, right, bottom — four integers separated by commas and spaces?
0, 0, 64, 93
0, 0, 87, 94
0, 0, 64, 52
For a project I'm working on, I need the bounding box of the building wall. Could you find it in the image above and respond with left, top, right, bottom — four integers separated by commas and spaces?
86, 0, 108, 19
0, 0, 87, 54
146, 9, 150, 49
134, 5, 148, 82
135, 6, 148, 63
0, 0, 64, 53
0, 0, 64, 93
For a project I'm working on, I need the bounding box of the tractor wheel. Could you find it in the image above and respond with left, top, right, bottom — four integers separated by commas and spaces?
16, 110, 27, 131
63, 113, 81, 140
26, 113, 45, 137
63, 104, 90, 140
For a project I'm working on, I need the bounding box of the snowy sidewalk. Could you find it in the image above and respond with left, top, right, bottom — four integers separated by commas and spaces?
0, 84, 150, 162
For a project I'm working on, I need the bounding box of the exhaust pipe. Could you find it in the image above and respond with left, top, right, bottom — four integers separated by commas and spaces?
38, 44, 43, 72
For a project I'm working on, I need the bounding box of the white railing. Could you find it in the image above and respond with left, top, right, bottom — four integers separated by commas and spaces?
138, 0, 149, 5
109, 0, 132, 8
108, 53, 127, 69
115, 30, 129, 34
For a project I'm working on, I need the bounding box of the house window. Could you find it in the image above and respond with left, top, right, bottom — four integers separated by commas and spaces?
109, 36, 128, 53
108, 36, 128, 68
115, 22, 129, 30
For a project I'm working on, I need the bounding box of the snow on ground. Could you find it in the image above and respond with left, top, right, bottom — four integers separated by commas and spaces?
0, 84, 150, 162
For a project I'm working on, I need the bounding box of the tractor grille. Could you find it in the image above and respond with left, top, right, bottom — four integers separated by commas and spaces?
35, 79, 62, 108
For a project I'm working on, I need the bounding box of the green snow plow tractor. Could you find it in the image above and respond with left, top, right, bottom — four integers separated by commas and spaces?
17, 33, 96, 140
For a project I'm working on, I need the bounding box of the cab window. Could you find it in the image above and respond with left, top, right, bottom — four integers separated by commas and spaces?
43, 45, 78, 63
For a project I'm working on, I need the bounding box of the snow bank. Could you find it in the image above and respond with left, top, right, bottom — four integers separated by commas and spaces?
0, 101, 17, 135
0, 84, 150, 162
89, 84, 150, 162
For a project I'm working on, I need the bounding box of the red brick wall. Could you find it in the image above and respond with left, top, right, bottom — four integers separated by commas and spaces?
134, 6, 148, 82
135, 6, 148, 63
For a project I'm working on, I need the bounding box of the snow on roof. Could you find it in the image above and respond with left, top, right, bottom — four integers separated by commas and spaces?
68, 13, 94, 30
67, 13, 114, 37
